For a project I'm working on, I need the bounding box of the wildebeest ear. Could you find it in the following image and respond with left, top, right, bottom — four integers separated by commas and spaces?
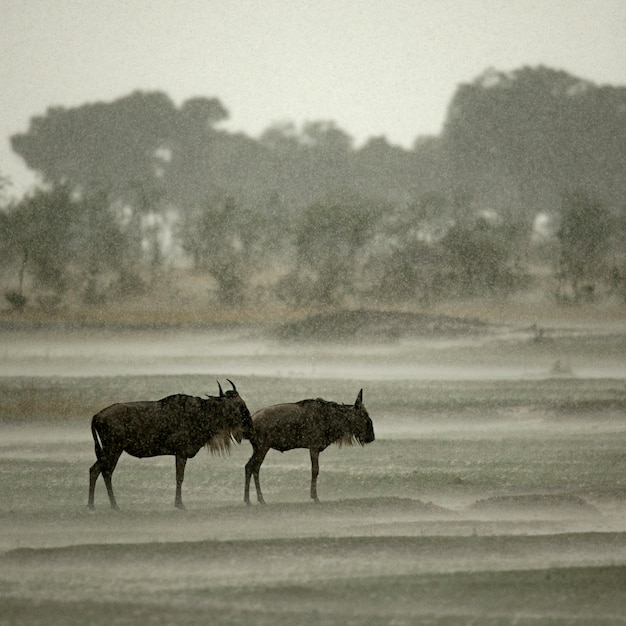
217, 381, 224, 397
355, 389, 363, 408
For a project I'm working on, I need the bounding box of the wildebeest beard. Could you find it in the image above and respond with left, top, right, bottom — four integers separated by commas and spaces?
205, 428, 236, 455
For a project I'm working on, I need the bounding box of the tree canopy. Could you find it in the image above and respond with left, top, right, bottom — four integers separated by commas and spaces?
11, 66, 626, 220
4, 66, 625, 310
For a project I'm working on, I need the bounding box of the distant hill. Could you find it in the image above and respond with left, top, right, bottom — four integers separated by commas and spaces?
275, 310, 491, 341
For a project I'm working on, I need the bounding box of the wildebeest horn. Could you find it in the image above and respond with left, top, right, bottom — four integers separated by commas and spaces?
355, 389, 363, 407
217, 381, 224, 397
227, 379, 237, 393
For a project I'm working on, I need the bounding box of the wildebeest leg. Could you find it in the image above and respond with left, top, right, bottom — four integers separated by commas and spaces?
245, 446, 269, 505
88, 460, 101, 510
175, 455, 187, 510
310, 449, 321, 503
100, 449, 123, 510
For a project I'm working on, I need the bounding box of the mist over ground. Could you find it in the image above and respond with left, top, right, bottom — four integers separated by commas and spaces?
1, 310, 625, 624
2, 9, 625, 622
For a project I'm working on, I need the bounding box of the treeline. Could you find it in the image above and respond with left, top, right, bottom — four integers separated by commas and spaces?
1, 65, 625, 311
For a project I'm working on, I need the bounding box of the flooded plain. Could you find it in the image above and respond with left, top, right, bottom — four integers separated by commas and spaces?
1, 320, 625, 624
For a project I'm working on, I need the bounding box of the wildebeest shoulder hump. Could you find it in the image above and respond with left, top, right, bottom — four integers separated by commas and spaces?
157, 394, 202, 414
296, 398, 339, 409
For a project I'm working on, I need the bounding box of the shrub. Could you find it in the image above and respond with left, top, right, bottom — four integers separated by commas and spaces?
5, 290, 27, 311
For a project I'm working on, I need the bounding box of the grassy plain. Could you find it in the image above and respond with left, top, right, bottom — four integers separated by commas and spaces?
0, 312, 625, 624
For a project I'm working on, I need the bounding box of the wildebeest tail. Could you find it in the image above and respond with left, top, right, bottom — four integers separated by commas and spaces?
91, 418, 103, 461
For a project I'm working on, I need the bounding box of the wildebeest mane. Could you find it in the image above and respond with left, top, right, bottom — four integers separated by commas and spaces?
295, 398, 359, 447
157, 393, 233, 456
157, 393, 218, 405
295, 397, 353, 411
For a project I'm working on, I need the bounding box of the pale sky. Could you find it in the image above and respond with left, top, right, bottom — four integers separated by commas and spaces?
2, 0, 625, 197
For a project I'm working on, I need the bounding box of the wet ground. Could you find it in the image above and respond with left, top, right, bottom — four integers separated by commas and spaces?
1, 319, 625, 380
1, 322, 625, 624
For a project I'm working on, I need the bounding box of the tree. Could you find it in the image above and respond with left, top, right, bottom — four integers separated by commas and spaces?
0, 173, 11, 204
353, 136, 417, 204
162, 97, 232, 209
0, 176, 27, 310
73, 191, 128, 303
556, 190, 612, 301
441, 216, 524, 295
280, 195, 383, 306
11, 92, 178, 202
441, 66, 626, 221
374, 240, 451, 304
2, 184, 79, 301
178, 196, 246, 304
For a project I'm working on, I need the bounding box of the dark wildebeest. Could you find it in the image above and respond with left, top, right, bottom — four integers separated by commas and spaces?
244, 389, 374, 504
88, 380, 251, 510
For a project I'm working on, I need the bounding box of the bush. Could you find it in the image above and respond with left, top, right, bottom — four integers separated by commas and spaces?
5, 290, 27, 311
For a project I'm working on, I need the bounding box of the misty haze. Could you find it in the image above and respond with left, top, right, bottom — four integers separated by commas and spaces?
1, 15, 626, 623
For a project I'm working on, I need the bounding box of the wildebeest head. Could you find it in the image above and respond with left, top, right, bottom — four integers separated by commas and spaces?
213, 379, 252, 446
348, 389, 375, 446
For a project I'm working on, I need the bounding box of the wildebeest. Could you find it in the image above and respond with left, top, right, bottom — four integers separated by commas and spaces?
88, 380, 251, 510
244, 389, 374, 504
